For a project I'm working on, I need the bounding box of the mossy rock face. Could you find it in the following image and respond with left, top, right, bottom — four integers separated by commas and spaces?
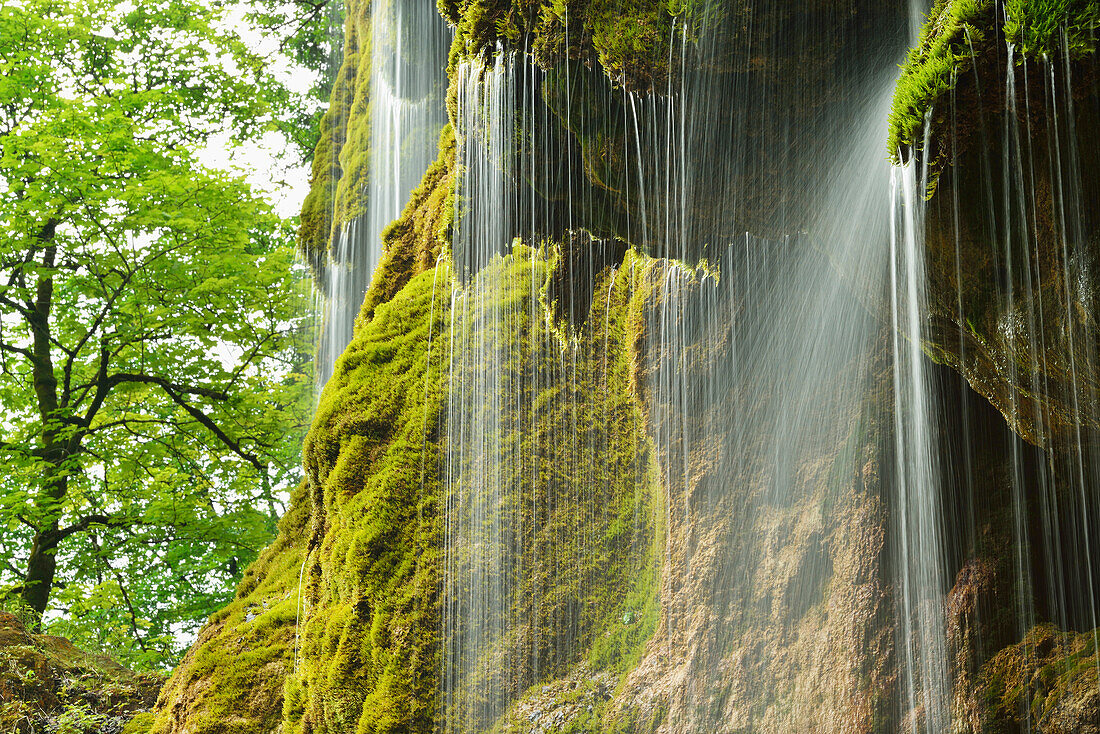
440, 246, 663, 731
283, 262, 452, 734
899, 2, 1100, 446
298, 0, 365, 277
361, 125, 457, 323
977, 624, 1100, 732
298, 0, 449, 283
308, 1, 916, 277
0, 611, 162, 734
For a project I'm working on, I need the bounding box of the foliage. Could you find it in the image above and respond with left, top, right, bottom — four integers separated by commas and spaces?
246, 0, 347, 162
1004, 0, 1100, 56
0, 0, 313, 670
889, 0, 1100, 160
887, 0, 994, 158
0, 610, 163, 733
146, 480, 310, 734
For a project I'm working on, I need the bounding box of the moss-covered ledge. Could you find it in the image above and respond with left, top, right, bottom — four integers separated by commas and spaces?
889, 0, 1100, 165
438, 0, 681, 92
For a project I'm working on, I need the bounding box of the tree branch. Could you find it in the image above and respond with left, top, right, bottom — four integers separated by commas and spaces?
160, 384, 265, 472
55, 514, 131, 543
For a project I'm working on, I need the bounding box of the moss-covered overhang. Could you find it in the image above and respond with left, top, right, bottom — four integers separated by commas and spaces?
889, 0, 1100, 167
892, 0, 1100, 447
438, 0, 680, 92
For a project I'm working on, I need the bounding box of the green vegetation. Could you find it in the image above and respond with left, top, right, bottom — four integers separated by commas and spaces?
0, 0, 314, 669
1004, 0, 1100, 56
889, 0, 1100, 161
146, 480, 312, 734
270, 241, 665, 733
0, 610, 162, 733
285, 263, 451, 733
363, 126, 458, 322
437, 0, 680, 91
978, 624, 1100, 729
297, 0, 365, 273
248, 0, 347, 162
888, 0, 994, 158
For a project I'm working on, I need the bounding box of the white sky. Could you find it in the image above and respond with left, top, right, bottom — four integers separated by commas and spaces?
197, 4, 324, 219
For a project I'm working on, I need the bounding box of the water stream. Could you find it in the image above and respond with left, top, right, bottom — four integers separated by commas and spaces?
317, 0, 449, 381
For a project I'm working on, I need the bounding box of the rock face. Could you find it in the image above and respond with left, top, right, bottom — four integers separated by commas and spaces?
891, 2, 1100, 732
0, 611, 162, 734
143, 2, 1100, 734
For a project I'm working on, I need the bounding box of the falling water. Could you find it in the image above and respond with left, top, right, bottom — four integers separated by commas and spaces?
891, 158, 951, 732
895, 25, 1100, 727
433, 0, 1100, 731
317, 0, 449, 381
441, 0, 924, 726
443, 55, 660, 727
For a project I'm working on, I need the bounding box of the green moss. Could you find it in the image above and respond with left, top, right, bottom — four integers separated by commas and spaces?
436, 245, 663, 732
286, 263, 451, 734
978, 624, 1100, 728
1004, 0, 1100, 57
298, 8, 364, 276
123, 712, 156, 733
331, 1, 375, 230
442, 0, 679, 92
361, 125, 457, 323
888, 0, 995, 159
889, 0, 1099, 162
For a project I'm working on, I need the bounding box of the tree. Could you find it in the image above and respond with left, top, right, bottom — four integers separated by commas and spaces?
247, 0, 345, 160
0, 0, 313, 666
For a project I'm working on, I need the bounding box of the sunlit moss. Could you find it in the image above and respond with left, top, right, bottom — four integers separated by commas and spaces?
298, 0, 373, 278
1004, 0, 1100, 57
888, 0, 995, 160
284, 263, 451, 734
889, 0, 1099, 163
361, 125, 457, 323
978, 624, 1100, 729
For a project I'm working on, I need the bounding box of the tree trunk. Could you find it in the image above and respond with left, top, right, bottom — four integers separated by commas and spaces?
20, 242, 65, 629
22, 525, 60, 626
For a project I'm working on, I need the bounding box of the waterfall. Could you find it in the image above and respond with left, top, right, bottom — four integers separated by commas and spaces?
438, 1, 1097, 731
891, 159, 951, 733
441, 2, 918, 726
317, 0, 449, 382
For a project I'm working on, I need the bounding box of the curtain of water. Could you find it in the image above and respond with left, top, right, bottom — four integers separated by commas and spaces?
317, 0, 449, 382
444, 54, 660, 730
440, 1, 977, 730
891, 159, 951, 732
893, 25, 1100, 728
